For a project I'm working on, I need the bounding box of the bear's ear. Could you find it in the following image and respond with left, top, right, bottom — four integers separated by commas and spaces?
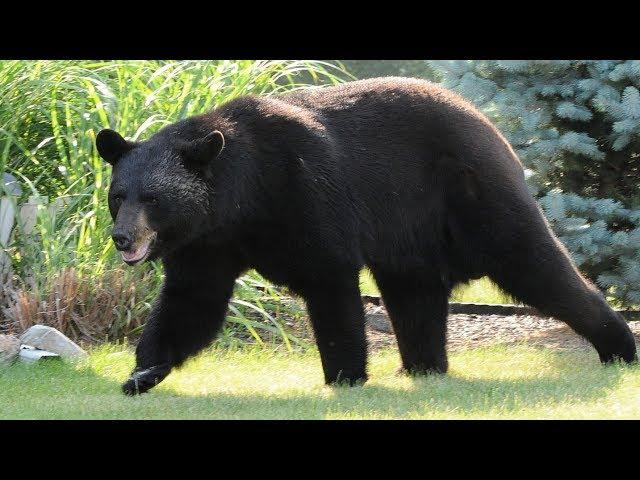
96, 129, 136, 165
179, 131, 225, 169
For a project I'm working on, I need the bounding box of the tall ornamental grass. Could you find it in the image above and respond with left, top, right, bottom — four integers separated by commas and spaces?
0, 60, 348, 346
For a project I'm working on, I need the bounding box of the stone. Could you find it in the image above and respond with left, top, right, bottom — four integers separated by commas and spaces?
0, 334, 20, 366
365, 313, 393, 333
20, 325, 87, 359
18, 345, 61, 363
2, 172, 22, 196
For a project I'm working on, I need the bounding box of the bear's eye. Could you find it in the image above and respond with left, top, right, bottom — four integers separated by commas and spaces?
141, 195, 158, 205
112, 195, 124, 207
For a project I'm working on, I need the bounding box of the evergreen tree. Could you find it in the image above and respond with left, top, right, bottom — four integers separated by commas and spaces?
428, 60, 640, 306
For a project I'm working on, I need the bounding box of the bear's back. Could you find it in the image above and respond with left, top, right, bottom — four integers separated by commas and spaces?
272, 77, 519, 179
278, 77, 487, 125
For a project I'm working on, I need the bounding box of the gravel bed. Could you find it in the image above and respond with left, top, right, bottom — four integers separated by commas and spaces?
364, 303, 640, 353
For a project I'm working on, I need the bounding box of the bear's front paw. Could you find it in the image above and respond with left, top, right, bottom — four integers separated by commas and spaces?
396, 363, 448, 376
122, 364, 171, 396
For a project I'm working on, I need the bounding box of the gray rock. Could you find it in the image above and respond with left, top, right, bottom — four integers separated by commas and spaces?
2, 172, 22, 196
365, 313, 393, 333
0, 334, 20, 366
18, 345, 61, 363
20, 325, 87, 359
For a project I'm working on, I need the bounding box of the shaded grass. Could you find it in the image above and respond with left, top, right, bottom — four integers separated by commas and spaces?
1, 344, 638, 419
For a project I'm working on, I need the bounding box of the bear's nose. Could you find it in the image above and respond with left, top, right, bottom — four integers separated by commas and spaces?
112, 233, 132, 251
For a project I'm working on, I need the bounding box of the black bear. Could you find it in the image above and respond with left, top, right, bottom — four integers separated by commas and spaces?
96, 77, 637, 395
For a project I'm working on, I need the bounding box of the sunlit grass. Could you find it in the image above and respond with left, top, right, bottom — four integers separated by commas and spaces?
450, 277, 518, 304
360, 270, 516, 305
1, 343, 638, 419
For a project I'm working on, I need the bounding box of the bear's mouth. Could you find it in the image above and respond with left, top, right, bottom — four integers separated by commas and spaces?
121, 233, 157, 266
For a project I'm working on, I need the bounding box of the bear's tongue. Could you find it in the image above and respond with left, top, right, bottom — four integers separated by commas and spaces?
121, 238, 151, 263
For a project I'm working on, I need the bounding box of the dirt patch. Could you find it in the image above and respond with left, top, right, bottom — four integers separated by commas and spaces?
364, 303, 640, 353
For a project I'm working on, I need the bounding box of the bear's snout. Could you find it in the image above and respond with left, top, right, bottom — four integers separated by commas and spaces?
113, 229, 157, 265
112, 232, 132, 251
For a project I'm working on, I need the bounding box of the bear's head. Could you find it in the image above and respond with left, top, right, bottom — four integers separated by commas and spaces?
95, 128, 225, 265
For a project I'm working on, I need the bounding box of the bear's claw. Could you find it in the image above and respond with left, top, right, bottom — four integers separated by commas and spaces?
122, 364, 171, 396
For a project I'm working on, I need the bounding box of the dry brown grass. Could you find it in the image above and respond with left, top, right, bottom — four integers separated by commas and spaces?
1, 267, 161, 344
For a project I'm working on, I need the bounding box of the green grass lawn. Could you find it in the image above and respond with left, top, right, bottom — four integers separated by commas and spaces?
2, 344, 639, 419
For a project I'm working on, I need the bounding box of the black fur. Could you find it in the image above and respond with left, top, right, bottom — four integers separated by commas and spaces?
96, 77, 637, 395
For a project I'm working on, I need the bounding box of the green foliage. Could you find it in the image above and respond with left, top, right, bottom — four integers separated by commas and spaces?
0, 60, 348, 343
429, 60, 640, 307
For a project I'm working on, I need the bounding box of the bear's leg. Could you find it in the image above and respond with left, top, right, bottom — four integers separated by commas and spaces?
485, 205, 637, 365
304, 281, 368, 386
372, 268, 449, 374
122, 251, 244, 395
